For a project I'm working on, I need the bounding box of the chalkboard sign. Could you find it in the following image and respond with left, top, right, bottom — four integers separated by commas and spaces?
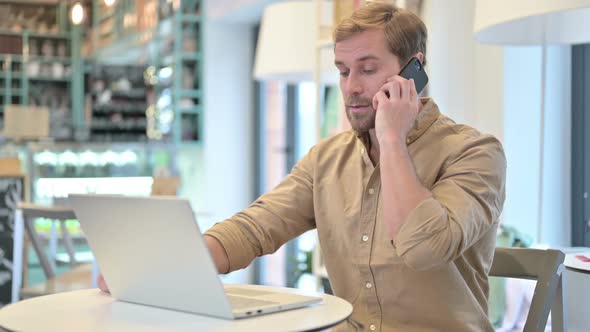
0, 177, 24, 305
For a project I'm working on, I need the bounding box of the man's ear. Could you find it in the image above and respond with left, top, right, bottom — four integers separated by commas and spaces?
415, 52, 425, 65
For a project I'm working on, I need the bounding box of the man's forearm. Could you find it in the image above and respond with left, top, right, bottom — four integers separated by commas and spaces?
379, 138, 432, 240
204, 234, 230, 274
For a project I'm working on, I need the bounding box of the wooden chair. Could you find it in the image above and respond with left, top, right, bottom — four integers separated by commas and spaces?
489, 247, 567, 332
151, 176, 180, 196
12, 203, 93, 301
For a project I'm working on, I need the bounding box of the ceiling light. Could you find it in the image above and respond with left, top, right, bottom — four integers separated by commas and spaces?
71, 2, 84, 25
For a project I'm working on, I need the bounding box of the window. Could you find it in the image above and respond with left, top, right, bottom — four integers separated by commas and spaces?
571, 43, 590, 246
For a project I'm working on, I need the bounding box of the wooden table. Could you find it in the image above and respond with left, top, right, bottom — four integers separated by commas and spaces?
564, 251, 590, 332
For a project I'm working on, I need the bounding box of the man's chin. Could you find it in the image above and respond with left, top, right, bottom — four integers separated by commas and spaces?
346, 111, 375, 134
351, 124, 375, 135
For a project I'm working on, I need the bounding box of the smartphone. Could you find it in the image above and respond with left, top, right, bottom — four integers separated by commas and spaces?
398, 57, 429, 95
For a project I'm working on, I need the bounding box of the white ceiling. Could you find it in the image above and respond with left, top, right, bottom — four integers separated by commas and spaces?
206, 0, 289, 24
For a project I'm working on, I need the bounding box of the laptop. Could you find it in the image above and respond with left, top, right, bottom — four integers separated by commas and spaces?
68, 194, 322, 319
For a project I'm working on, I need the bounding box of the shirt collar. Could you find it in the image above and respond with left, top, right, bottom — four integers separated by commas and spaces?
406, 97, 440, 144
355, 97, 441, 145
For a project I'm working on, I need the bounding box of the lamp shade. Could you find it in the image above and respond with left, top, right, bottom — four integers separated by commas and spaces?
474, 0, 590, 45
254, 1, 338, 84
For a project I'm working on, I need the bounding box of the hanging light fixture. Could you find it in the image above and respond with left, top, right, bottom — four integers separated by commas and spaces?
104, 0, 116, 6
71, 2, 84, 25
254, 1, 338, 84
474, 0, 590, 244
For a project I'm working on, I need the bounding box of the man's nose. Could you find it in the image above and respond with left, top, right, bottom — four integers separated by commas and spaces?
345, 74, 363, 95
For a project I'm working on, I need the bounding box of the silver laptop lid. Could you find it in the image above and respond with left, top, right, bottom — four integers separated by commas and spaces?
69, 194, 234, 319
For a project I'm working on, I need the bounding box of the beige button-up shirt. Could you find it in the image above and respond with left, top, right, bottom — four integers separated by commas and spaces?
206, 98, 506, 332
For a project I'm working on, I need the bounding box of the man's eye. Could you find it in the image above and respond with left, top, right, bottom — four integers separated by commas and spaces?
363, 69, 376, 74
339, 71, 349, 77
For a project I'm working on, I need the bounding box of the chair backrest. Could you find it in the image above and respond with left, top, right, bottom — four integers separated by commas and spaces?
489, 247, 566, 332
151, 176, 180, 196
18, 202, 77, 279
13, 203, 93, 302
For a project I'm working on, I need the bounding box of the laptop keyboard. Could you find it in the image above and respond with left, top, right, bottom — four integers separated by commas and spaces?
227, 295, 279, 310
225, 287, 275, 297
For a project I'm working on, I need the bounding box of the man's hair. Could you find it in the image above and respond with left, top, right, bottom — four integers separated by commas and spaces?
333, 1, 428, 66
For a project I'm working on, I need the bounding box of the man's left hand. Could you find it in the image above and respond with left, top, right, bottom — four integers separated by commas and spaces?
372, 76, 420, 146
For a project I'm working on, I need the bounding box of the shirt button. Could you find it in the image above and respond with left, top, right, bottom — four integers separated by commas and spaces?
360, 148, 365, 154
370, 324, 377, 330
365, 282, 372, 289
406, 138, 411, 144
362, 234, 369, 242
368, 188, 375, 195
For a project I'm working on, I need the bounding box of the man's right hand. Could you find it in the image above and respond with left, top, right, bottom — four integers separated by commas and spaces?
97, 273, 110, 293
205, 235, 230, 274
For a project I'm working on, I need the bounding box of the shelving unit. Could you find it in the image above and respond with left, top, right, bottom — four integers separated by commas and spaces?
85, 64, 150, 142
154, 0, 203, 143
0, 0, 205, 144
89, 0, 204, 144
0, 1, 83, 140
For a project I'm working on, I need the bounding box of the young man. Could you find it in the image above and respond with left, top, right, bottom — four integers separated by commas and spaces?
100, 3, 505, 331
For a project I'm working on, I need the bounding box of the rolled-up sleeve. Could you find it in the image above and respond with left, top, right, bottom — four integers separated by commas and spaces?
205, 148, 317, 272
393, 135, 506, 271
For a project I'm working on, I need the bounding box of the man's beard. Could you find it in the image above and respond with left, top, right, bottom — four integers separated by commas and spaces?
345, 95, 376, 134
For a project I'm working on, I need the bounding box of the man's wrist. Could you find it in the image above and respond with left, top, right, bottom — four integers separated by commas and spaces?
378, 133, 407, 151
205, 234, 230, 274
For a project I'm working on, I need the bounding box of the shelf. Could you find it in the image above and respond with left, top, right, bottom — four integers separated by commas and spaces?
92, 104, 148, 115
0, 0, 61, 5
110, 89, 147, 99
27, 32, 69, 39
181, 52, 201, 62
0, 73, 70, 82
90, 127, 147, 132
30, 56, 72, 63
0, 54, 24, 61
29, 76, 71, 82
178, 105, 202, 114
0, 73, 22, 79
0, 73, 71, 82
0, 54, 71, 63
0, 30, 68, 39
92, 112, 146, 117
178, 15, 202, 23
175, 89, 201, 99
161, 52, 201, 66
0, 89, 23, 96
